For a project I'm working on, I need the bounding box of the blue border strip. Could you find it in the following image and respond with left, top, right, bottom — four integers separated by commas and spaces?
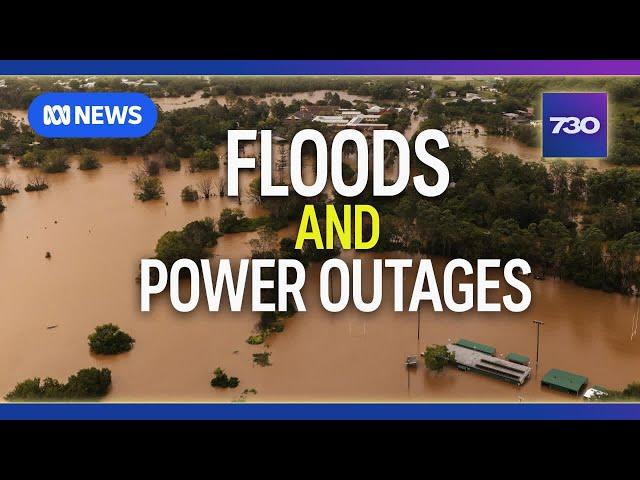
1, 60, 640, 75
0, 403, 638, 420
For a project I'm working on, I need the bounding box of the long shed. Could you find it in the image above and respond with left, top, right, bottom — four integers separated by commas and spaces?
541, 369, 588, 395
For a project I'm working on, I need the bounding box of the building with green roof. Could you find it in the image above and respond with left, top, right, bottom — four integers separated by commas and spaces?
505, 353, 529, 366
541, 368, 588, 395
454, 339, 496, 356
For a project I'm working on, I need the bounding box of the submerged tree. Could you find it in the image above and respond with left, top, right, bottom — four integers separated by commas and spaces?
197, 177, 214, 199
24, 175, 48, 192
163, 152, 181, 171
210, 368, 239, 389
78, 150, 101, 170
181, 185, 199, 202
213, 177, 227, 197
423, 345, 454, 372
19, 150, 45, 168
144, 158, 161, 176
189, 149, 219, 172
134, 175, 164, 201
154, 217, 219, 266
5, 367, 112, 401
0, 177, 19, 195
41, 149, 70, 173
88, 324, 135, 355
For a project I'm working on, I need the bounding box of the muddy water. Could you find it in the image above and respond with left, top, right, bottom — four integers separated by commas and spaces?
449, 122, 616, 170
1, 152, 639, 402
0, 109, 28, 125
154, 90, 373, 112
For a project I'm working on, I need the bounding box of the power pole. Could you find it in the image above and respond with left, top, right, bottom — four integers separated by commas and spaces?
417, 305, 421, 354
533, 320, 544, 371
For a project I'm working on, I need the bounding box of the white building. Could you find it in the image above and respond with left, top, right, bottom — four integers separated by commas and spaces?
312, 115, 350, 126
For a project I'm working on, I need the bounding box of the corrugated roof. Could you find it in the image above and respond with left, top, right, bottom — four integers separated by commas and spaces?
455, 339, 496, 356
505, 352, 529, 365
541, 369, 588, 394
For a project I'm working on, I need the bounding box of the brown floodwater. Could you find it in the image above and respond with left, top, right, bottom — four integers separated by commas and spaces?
1, 149, 640, 403
449, 121, 616, 170
154, 90, 373, 112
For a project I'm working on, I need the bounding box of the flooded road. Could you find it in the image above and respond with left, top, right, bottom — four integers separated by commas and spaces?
1, 153, 639, 402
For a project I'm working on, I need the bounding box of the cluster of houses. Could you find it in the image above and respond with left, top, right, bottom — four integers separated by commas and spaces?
286, 104, 403, 132
443, 91, 497, 104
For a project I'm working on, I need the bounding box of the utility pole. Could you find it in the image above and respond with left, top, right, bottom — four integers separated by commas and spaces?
417, 305, 421, 353
533, 320, 544, 371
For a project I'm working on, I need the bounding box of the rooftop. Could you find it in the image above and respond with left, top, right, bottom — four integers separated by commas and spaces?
505, 353, 530, 365
455, 338, 496, 356
541, 369, 588, 394
447, 344, 531, 385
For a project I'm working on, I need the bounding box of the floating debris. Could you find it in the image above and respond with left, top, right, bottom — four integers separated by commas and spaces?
46, 325, 58, 330
45, 251, 51, 259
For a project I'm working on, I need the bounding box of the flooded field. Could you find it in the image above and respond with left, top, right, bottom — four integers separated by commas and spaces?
1, 152, 639, 403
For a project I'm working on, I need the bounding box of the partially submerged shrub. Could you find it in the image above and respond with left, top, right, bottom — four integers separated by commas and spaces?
0, 177, 19, 195
4, 367, 112, 401
163, 152, 181, 171
246, 334, 265, 345
25, 175, 48, 192
88, 323, 135, 355
0, 199, 5, 213
181, 185, 199, 202
144, 159, 161, 176
134, 175, 164, 201
78, 151, 101, 170
218, 208, 252, 233
210, 368, 239, 388
252, 352, 272, 367
189, 149, 219, 172
41, 149, 70, 173
19, 150, 45, 168
155, 217, 219, 266
0, 154, 8, 167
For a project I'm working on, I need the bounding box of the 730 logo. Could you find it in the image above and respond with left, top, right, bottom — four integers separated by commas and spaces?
548, 116, 601, 135
542, 93, 607, 158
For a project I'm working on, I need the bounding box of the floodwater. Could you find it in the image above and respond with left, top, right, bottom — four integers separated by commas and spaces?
1, 150, 639, 403
449, 121, 615, 170
154, 90, 373, 112
0, 109, 28, 125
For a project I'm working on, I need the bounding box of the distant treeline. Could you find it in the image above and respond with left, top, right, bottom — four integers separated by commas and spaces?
0, 90, 412, 159
0, 77, 211, 109
0, 76, 427, 111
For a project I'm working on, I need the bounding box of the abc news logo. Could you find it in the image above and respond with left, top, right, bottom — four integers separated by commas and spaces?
28, 92, 157, 138
42, 104, 143, 126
